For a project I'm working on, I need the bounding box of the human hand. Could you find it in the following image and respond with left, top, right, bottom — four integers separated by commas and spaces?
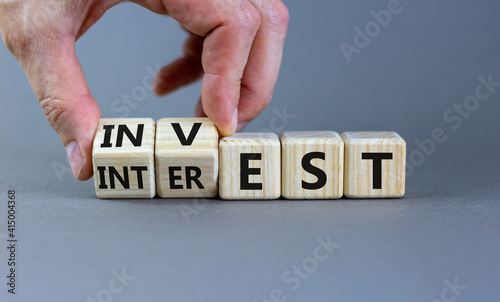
0, 0, 288, 180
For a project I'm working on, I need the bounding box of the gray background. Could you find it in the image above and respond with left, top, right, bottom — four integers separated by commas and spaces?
1, 0, 500, 301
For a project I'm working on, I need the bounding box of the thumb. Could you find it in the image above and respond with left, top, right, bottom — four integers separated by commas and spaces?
29, 40, 100, 181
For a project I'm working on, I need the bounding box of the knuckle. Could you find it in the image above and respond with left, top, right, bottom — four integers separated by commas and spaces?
0, 3, 76, 59
40, 98, 70, 134
1, 32, 15, 54
1, 21, 52, 61
0, 6, 33, 57
1, 24, 32, 58
235, 3, 261, 36
267, 1, 289, 32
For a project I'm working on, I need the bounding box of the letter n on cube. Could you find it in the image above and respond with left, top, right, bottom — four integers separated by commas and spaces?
93, 118, 156, 198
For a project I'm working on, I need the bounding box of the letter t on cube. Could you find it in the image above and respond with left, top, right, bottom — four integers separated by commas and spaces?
93, 118, 156, 198
342, 131, 406, 198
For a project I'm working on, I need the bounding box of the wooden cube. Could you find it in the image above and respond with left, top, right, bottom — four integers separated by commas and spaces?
92, 118, 156, 198
219, 133, 281, 200
341, 132, 406, 198
281, 131, 344, 199
155, 118, 219, 198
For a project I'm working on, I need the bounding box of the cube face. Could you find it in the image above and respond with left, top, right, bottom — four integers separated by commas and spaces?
92, 118, 156, 198
155, 118, 219, 198
219, 133, 281, 200
342, 132, 406, 198
281, 131, 344, 199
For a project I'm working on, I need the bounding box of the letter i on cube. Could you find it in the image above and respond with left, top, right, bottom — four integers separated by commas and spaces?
92, 118, 156, 198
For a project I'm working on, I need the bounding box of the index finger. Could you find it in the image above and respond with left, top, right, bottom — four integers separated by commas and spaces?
164, 0, 262, 136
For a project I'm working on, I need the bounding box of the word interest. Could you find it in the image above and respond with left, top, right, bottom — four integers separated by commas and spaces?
92, 118, 406, 199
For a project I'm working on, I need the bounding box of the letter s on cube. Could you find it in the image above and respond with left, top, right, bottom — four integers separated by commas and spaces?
281, 131, 344, 199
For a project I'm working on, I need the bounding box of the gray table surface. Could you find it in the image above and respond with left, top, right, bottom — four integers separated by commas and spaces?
1, 1, 500, 301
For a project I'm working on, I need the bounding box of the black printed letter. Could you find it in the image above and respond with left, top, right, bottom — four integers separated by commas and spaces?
301, 152, 327, 190
240, 153, 263, 190
361, 153, 393, 189
172, 123, 202, 146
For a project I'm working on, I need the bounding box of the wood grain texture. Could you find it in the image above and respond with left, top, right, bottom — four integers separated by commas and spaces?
219, 133, 281, 200
155, 118, 219, 198
92, 118, 156, 198
281, 131, 344, 199
341, 131, 406, 198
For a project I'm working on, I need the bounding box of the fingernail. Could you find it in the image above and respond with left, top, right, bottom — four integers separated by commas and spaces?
231, 108, 239, 133
236, 122, 248, 132
152, 77, 161, 94
66, 141, 85, 179
152, 75, 165, 94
